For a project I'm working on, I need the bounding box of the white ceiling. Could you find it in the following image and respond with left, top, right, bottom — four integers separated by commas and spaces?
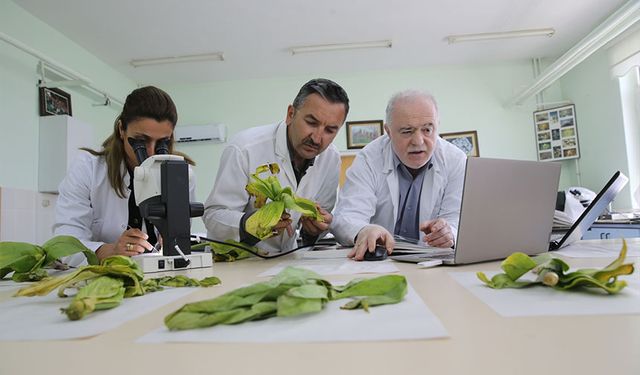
13, 0, 630, 85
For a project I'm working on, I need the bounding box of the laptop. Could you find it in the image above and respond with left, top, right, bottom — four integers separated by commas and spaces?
390, 157, 561, 265
549, 171, 628, 250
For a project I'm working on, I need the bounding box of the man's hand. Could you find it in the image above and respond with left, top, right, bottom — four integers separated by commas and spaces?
420, 218, 454, 248
300, 205, 332, 236
348, 224, 394, 261
96, 228, 152, 261
270, 212, 294, 238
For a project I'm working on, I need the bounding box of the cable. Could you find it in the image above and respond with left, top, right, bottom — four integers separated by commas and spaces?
190, 235, 316, 259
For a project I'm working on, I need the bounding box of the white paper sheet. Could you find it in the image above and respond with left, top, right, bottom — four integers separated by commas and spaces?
554, 240, 640, 258
138, 285, 448, 343
259, 257, 398, 277
299, 248, 350, 259
0, 280, 29, 291
0, 288, 197, 340
0, 269, 73, 291
450, 272, 640, 317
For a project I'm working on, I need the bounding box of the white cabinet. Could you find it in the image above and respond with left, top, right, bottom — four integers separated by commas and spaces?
0, 187, 56, 244
582, 223, 640, 240
38, 115, 93, 193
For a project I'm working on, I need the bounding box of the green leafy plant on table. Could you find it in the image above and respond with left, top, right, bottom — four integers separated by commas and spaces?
191, 239, 265, 262
477, 240, 634, 294
165, 266, 408, 331
0, 235, 99, 282
15, 255, 221, 320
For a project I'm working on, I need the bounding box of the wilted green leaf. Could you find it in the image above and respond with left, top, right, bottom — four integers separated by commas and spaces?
165, 266, 407, 331
15, 255, 221, 321
243, 163, 323, 240
61, 276, 125, 320
0, 236, 98, 282
192, 240, 264, 262
245, 200, 285, 239
477, 240, 635, 294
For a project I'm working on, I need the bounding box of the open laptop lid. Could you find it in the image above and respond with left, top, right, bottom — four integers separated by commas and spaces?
453, 157, 561, 265
549, 171, 629, 250
389, 158, 561, 265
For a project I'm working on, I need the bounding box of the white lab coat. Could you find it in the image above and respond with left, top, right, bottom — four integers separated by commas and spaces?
202, 121, 340, 254
332, 135, 466, 245
54, 151, 196, 266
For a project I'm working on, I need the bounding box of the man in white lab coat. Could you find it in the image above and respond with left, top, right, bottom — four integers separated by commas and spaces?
332, 90, 466, 260
203, 79, 349, 254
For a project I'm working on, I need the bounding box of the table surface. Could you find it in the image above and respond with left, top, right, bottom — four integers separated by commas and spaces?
1, 238, 639, 375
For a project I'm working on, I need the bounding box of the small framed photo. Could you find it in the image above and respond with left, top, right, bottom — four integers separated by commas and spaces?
533, 104, 579, 162
440, 130, 480, 157
346, 120, 384, 149
39, 87, 72, 116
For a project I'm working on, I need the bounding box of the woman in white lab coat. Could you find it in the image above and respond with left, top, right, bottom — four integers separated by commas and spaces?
54, 86, 196, 265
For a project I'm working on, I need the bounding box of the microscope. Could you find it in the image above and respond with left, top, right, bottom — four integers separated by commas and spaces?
129, 138, 212, 272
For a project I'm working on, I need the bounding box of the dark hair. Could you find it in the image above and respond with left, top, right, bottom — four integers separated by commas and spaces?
82, 86, 193, 198
119, 86, 178, 130
292, 78, 350, 118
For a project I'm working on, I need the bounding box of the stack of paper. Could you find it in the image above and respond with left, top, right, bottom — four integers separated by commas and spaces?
553, 209, 575, 228
393, 235, 453, 256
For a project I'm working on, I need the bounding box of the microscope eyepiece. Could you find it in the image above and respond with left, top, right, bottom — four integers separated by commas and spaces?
155, 138, 170, 155
128, 137, 149, 164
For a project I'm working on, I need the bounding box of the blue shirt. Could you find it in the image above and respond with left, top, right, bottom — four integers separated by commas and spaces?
393, 154, 429, 240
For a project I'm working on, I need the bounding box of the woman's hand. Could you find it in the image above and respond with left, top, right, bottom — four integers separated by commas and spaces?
95, 228, 153, 261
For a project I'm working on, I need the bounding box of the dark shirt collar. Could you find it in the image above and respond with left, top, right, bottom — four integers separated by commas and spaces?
392, 153, 431, 179
286, 130, 315, 183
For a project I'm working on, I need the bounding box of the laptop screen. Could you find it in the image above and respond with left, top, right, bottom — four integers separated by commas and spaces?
550, 171, 629, 250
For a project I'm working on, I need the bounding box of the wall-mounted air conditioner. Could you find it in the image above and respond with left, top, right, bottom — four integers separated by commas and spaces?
174, 124, 226, 143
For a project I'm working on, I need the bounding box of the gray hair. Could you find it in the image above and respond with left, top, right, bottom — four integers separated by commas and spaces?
384, 90, 439, 125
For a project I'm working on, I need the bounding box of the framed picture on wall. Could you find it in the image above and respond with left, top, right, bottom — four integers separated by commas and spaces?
533, 104, 579, 161
440, 130, 480, 157
346, 120, 384, 149
39, 87, 73, 116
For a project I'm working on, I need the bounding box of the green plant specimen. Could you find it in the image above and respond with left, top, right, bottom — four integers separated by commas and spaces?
165, 266, 407, 331
0, 235, 99, 282
477, 240, 634, 294
244, 163, 322, 240
192, 240, 264, 262
15, 255, 221, 320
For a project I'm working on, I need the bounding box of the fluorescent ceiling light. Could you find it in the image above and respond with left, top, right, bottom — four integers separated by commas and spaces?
130, 52, 224, 67
446, 28, 555, 44
289, 40, 392, 55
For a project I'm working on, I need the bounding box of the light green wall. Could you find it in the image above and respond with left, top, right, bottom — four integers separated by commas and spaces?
167, 62, 550, 232
557, 49, 632, 209
0, 1, 135, 190
169, 66, 536, 186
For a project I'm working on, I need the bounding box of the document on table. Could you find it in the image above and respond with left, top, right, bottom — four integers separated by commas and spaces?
0, 288, 197, 341
259, 257, 398, 277
553, 238, 640, 258
138, 284, 448, 343
450, 272, 640, 317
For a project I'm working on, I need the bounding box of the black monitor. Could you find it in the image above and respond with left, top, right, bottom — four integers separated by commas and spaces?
550, 171, 628, 250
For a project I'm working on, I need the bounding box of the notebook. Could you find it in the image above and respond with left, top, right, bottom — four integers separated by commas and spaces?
549, 171, 628, 250
390, 157, 561, 265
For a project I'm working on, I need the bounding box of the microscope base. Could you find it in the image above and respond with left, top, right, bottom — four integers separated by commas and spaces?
132, 253, 213, 273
